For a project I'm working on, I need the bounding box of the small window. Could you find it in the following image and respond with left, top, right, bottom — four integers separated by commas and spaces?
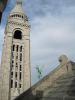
22, 16, 23, 18
11, 80, 13, 88
15, 72, 17, 79
11, 15, 14, 17
15, 82, 17, 88
16, 45, 19, 52
18, 15, 19, 17
19, 84, 21, 88
19, 72, 22, 80
16, 63, 18, 66
14, 30, 22, 40
12, 60, 14, 64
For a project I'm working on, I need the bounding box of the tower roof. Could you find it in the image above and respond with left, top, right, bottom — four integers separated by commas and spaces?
10, 0, 25, 15
16, 0, 22, 5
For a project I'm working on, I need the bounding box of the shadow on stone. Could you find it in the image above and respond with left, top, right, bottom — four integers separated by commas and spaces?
67, 63, 75, 97
15, 89, 43, 100
67, 78, 75, 96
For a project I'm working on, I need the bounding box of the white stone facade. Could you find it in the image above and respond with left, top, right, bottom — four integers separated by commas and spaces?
0, 0, 31, 100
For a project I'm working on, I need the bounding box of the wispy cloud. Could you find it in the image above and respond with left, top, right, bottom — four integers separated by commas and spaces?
24, 0, 75, 18
31, 13, 75, 64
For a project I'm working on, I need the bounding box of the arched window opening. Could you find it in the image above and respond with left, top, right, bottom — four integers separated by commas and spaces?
14, 30, 22, 40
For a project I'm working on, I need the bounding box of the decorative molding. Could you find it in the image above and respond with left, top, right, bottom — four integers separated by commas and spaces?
8, 21, 30, 29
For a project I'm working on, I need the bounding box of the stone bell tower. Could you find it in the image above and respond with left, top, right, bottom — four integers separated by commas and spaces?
0, 0, 31, 100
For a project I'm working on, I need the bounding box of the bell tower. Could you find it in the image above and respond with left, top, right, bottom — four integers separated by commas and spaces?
0, 0, 31, 100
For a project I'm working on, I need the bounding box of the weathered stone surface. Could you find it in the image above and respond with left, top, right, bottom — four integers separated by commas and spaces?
15, 56, 75, 100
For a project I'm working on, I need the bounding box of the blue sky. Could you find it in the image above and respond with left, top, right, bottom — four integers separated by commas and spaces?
0, 0, 75, 84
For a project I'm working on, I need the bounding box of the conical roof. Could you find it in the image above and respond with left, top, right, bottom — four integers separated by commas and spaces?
10, 0, 25, 15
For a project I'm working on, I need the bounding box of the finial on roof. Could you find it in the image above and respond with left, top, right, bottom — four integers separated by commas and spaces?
16, 0, 22, 5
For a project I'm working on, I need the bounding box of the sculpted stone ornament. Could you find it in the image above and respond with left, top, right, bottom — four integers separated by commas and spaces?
59, 55, 68, 65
